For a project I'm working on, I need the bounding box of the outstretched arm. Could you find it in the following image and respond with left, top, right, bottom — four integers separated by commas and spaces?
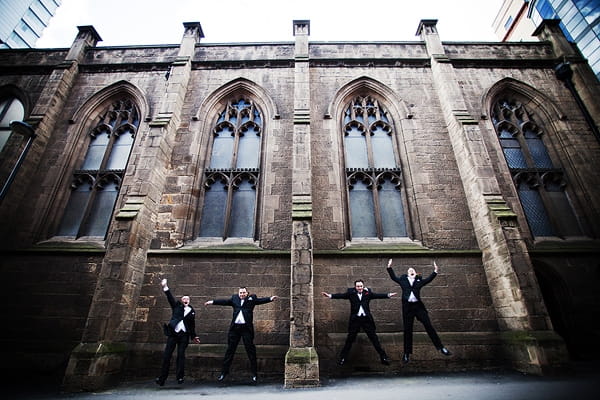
254, 295, 278, 304
205, 298, 233, 306
386, 259, 402, 284
161, 278, 177, 308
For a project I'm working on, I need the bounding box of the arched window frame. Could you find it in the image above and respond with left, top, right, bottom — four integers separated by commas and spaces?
196, 97, 264, 241
490, 97, 583, 239
55, 98, 140, 239
341, 94, 409, 241
0, 87, 28, 155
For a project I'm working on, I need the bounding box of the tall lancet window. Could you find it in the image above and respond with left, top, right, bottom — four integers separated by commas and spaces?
199, 98, 262, 239
57, 98, 139, 238
343, 96, 407, 239
491, 98, 582, 238
0, 96, 25, 152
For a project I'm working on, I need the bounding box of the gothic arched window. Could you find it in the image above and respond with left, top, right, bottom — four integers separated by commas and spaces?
57, 98, 139, 238
198, 98, 262, 239
491, 98, 582, 238
0, 96, 25, 152
343, 96, 407, 240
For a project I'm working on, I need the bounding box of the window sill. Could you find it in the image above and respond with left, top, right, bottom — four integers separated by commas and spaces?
149, 238, 288, 255
24, 237, 107, 253
530, 236, 600, 254
180, 237, 260, 250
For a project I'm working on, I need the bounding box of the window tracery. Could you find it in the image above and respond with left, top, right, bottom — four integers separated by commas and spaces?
343, 95, 407, 240
57, 98, 139, 238
491, 98, 581, 238
198, 98, 262, 239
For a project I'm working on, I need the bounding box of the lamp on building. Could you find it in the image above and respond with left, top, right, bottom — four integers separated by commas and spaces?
0, 121, 37, 204
555, 61, 600, 144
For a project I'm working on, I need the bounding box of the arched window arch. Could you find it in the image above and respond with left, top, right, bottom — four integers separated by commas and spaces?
0, 96, 25, 152
198, 98, 262, 239
343, 95, 407, 240
57, 98, 140, 238
491, 98, 582, 238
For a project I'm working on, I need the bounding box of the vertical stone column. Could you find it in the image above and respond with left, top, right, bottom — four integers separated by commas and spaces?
417, 20, 566, 374
62, 23, 203, 391
284, 20, 320, 388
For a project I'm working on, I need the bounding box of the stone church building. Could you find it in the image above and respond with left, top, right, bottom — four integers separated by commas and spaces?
0, 18, 599, 391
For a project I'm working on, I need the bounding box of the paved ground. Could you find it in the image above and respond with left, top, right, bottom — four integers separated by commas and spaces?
12, 366, 600, 400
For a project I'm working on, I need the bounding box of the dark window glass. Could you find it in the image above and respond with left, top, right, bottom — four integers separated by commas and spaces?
57, 98, 139, 238
524, 129, 553, 169
518, 183, 555, 236
57, 178, 93, 236
80, 178, 119, 237
492, 98, 582, 238
199, 99, 262, 239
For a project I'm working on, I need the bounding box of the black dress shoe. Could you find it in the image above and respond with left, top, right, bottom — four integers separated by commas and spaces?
250, 376, 257, 385
402, 353, 410, 364
337, 358, 345, 366
177, 378, 184, 384
217, 373, 227, 382
155, 377, 165, 386
381, 357, 390, 365
440, 347, 452, 356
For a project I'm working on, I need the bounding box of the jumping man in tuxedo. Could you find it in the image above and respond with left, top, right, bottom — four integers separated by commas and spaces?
386, 259, 451, 364
155, 278, 200, 386
322, 280, 396, 366
205, 287, 277, 384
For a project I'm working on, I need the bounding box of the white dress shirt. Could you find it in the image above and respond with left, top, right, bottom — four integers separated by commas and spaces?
357, 293, 366, 316
234, 299, 246, 324
407, 277, 418, 302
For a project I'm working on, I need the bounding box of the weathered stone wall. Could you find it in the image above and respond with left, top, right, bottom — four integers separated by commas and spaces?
0, 253, 101, 376
314, 255, 498, 372
124, 253, 290, 380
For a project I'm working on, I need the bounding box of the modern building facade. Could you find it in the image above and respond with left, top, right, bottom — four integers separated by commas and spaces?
0, 0, 62, 49
494, 0, 600, 80
0, 18, 599, 392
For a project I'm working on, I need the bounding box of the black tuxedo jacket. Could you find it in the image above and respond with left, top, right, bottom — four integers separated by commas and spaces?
164, 289, 197, 337
387, 267, 436, 302
212, 294, 273, 328
331, 288, 388, 317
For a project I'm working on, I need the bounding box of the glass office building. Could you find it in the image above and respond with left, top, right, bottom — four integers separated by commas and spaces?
0, 0, 62, 49
528, 0, 600, 80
